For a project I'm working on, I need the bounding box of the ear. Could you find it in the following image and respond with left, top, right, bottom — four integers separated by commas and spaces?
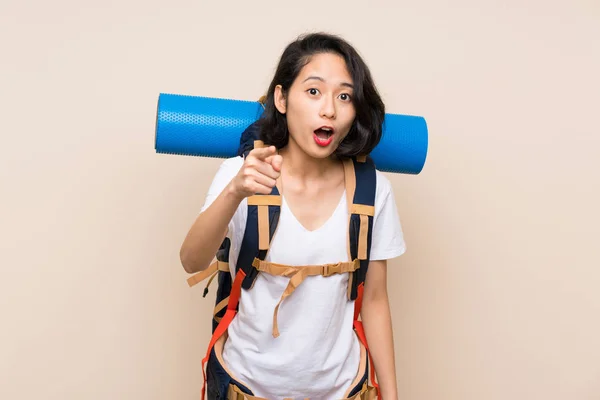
274, 84, 287, 114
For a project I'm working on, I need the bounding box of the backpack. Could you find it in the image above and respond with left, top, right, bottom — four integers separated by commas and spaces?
187, 120, 381, 399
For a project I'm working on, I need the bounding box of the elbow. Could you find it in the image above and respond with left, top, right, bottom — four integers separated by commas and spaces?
179, 245, 198, 274
180, 245, 212, 274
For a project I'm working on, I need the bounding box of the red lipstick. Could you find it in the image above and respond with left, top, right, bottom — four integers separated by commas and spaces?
313, 126, 334, 147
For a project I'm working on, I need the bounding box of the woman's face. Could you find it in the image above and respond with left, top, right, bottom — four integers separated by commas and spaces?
274, 52, 356, 159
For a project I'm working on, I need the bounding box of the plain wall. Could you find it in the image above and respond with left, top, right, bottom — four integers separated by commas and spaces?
1, 1, 599, 399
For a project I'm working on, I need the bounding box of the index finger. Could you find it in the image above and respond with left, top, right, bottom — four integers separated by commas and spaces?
249, 145, 277, 160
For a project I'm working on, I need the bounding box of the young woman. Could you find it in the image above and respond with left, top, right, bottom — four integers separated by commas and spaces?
180, 32, 406, 400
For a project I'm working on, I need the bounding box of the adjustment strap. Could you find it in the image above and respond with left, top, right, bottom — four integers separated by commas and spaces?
213, 296, 229, 323
253, 258, 359, 338
187, 260, 229, 288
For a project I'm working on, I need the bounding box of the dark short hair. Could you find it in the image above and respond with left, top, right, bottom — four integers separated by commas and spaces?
256, 32, 385, 158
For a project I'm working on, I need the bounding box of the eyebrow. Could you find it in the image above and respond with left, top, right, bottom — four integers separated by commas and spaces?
302, 76, 354, 89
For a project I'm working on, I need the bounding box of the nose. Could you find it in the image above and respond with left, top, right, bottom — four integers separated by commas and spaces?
320, 95, 336, 119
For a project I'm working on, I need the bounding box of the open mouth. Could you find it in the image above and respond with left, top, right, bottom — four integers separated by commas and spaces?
313, 127, 334, 147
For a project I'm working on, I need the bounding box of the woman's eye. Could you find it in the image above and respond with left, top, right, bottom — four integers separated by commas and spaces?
339, 93, 351, 101
308, 88, 319, 96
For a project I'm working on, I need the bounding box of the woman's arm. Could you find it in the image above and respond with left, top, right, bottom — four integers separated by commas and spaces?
361, 259, 399, 400
179, 146, 282, 274
179, 183, 243, 273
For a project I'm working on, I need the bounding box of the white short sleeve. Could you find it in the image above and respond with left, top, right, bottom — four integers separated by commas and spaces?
369, 170, 407, 261
199, 157, 245, 238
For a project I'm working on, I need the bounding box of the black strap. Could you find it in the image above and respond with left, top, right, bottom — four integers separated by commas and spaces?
211, 237, 231, 332
348, 156, 377, 300
237, 185, 281, 290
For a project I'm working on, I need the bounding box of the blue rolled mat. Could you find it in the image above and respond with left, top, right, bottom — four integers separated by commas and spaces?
155, 93, 428, 174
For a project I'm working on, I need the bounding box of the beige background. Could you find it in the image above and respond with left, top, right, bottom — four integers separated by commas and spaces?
1, 0, 599, 399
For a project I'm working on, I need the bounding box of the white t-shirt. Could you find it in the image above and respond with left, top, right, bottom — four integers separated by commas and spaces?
200, 156, 406, 400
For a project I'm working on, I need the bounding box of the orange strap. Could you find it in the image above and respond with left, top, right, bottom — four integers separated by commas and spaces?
201, 269, 246, 400
197, 272, 377, 400
353, 283, 381, 400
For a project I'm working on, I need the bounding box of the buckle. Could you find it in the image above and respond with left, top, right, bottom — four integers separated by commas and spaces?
322, 263, 339, 277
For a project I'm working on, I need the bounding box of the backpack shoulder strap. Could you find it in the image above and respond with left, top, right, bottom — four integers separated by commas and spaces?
236, 140, 282, 290
343, 155, 377, 301
187, 119, 279, 332
237, 120, 261, 158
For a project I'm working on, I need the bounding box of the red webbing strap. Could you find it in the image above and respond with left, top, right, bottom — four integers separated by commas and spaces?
200, 269, 246, 400
353, 282, 381, 400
